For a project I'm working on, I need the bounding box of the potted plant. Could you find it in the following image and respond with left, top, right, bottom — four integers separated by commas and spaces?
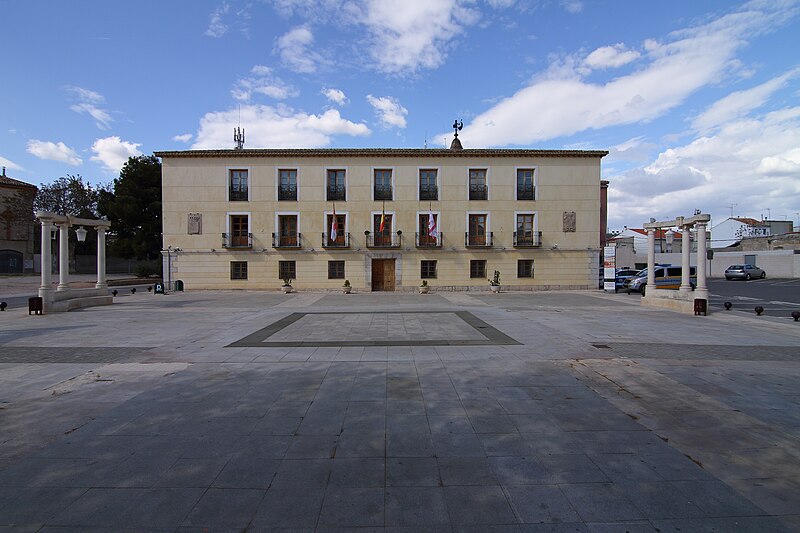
342, 279, 352, 294
281, 276, 293, 294
419, 280, 430, 294
488, 270, 501, 293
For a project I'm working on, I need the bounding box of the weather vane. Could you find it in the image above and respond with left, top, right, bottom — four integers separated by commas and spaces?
452, 119, 463, 138
234, 127, 245, 150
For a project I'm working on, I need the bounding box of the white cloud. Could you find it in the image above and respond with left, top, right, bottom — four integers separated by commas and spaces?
692, 69, 800, 131
0, 155, 24, 172
277, 26, 320, 73
172, 133, 193, 143
323, 88, 348, 106
26, 140, 82, 166
367, 95, 408, 128
445, 2, 796, 147
561, 0, 583, 14
192, 105, 370, 149
584, 43, 640, 70
90, 136, 142, 173
64, 85, 104, 103
608, 106, 800, 229
233, 65, 298, 101
65, 86, 112, 129
206, 2, 230, 37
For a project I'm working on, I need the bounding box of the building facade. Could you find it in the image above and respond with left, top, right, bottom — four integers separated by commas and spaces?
155, 148, 607, 291
0, 168, 38, 273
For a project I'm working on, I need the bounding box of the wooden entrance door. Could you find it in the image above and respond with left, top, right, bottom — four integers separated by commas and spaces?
371, 259, 396, 291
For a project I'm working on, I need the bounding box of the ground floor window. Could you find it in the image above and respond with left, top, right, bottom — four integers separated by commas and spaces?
279, 260, 296, 281
230, 261, 248, 280
518, 259, 534, 278
421, 260, 437, 279
470, 260, 486, 279
328, 260, 345, 279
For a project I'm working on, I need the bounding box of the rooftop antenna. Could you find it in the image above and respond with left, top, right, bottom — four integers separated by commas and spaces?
424, 130, 427, 149
728, 203, 737, 218
234, 104, 245, 149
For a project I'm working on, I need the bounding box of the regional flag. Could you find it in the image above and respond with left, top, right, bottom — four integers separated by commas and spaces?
428, 212, 438, 239
330, 206, 338, 242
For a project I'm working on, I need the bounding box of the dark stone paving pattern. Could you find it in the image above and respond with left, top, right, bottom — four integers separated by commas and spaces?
604, 342, 800, 361
0, 347, 151, 364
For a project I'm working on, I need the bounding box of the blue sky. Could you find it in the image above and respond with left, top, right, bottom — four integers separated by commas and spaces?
1, 0, 798, 231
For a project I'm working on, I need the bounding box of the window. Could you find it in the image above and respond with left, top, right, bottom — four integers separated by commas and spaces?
326, 213, 347, 247
327, 169, 346, 201
417, 213, 439, 247
469, 169, 487, 200
328, 260, 345, 279
419, 169, 438, 200
279, 261, 296, 281
470, 260, 486, 279
278, 169, 297, 201
226, 214, 251, 248
517, 169, 535, 200
518, 260, 534, 278
229, 169, 248, 201
421, 260, 437, 279
515, 214, 536, 246
467, 214, 488, 246
373, 213, 394, 246
230, 261, 248, 280
374, 169, 393, 200
278, 215, 298, 247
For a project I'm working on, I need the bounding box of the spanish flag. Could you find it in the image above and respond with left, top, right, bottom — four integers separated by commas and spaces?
378, 203, 386, 233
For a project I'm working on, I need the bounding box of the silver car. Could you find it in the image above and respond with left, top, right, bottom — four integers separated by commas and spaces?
725, 264, 766, 280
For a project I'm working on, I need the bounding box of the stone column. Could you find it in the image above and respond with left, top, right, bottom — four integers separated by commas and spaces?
96, 227, 107, 289
57, 224, 70, 291
39, 220, 53, 291
695, 222, 709, 300
680, 225, 692, 292
646, 229, 655, 290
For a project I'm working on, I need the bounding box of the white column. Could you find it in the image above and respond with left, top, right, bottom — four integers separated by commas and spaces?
646, 229, 655, 290
57, 224, 70, 291
96, 227, 107, 289
680, 224, 692, 292
39, 220, 53, 291
695, 222, 709, 299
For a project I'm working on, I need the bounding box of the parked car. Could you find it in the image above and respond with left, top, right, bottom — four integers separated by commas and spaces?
624, 265, 696, 296
614, 268, 641, 292
725, 264, 766, 280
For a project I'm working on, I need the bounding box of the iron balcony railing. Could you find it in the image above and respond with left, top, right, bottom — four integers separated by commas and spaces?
513, 231, 543, 247
374, 185, 393, 201
419, 185, 438, 201
469, 184, 488, 200
415, 232, 443, 248
322, 232, 351, 248
517, 185, 535, 200
272, 232, 302, 248
222, 232, 253, 248
465, 231, 493, 247
228, 188, 248, 201
327, 185, 346, 201
278, 185, 297, 201
366, 233, 402, 248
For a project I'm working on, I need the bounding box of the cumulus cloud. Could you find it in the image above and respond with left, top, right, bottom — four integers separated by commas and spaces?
90, 136, 142, 173
65, 85, 112, 129
367, 95, 408, 128
277, 26, 320, 73
584, 43, 640, 70
233, 65, 298, 101
172, 133, 193, 143
322, 88, 348, 106
192, 105, 370, 149
0, 155, 25, 172
27, 140, 82, 166
443, 2, 796, 147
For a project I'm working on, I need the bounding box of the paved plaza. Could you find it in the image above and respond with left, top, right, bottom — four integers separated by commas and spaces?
1, 286, 799, 532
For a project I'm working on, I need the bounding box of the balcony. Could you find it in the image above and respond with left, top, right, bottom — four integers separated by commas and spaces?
327, 185, 346, 201
415, 232, 443, 248
513, 231, 542, 248
465, 232, 493, 248
517, 185, 535, 200
322, 232, 351, 248
272, 232, 302, 248
222, 232, 252, 248
374, 185, 393, 201
419, 185, 438, 201
278, 185, 297, 201
366, 233, 402, 248
469, 184, 487, 200
229, 188, 248, 201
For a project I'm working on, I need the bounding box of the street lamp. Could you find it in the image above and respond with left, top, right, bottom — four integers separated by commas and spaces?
665, 229, 674, 253
75, 226, 88, 242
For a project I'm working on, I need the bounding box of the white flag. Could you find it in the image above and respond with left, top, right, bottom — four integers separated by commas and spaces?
428, 212, 438, 239
330, 211, 338, 242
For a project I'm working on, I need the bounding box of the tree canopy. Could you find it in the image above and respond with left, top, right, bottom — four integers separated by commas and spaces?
33, 175, 106, 219
98, 155, 162, 260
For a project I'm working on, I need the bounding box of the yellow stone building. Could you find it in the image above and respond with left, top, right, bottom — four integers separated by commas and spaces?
154, 147, 607, 291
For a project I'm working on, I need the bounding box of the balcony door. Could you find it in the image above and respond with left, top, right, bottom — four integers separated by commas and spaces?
373, 214, 393, 246
231, 215, 249, 247
468, 214, 486, 246
327, 214, 346, 246
279, 215, 297, 246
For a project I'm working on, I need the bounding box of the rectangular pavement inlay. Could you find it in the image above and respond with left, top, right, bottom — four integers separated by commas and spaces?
227, 311, 521, 347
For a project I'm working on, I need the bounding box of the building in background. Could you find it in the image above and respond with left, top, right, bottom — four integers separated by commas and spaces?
155, 145, 607, 291
0, 167, 37, 273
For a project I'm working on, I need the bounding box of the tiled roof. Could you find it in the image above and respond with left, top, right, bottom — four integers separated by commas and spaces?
153, 148, 609, 159
0, 174, 38, 189
733, 217, 766, 226
623, 228, 684, 239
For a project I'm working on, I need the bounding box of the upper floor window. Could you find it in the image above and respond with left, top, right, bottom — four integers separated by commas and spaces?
278, 169, 297, 201
516, 169, 535, 200
327, 169, 346, 201
229, 169, 248, 201
224, 214, 251, 248
469, 169, 487, 200
514, 213, 539, 247
275, 214, 300, 248
419, 169, 438, 201
374, 169, 393, 201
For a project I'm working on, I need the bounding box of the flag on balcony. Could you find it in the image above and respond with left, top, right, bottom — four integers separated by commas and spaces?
379, 203, 386, 233
330, 205, 338, 242
428, 211, 438, 239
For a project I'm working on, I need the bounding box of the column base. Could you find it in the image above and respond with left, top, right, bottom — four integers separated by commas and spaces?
56, 284, 70, 291
95, 282, 108, 290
